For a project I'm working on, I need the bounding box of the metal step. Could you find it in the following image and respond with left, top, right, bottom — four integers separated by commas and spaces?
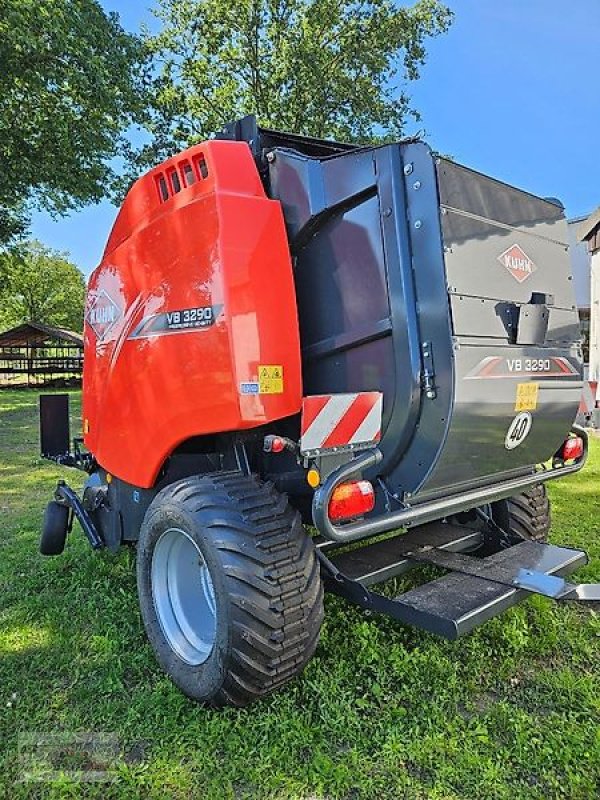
394, 541, 587, 638
320, 533, 589, 639
326, 522, 483, 586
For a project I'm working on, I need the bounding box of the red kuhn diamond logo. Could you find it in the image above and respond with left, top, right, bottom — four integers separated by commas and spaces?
497, 244, 537, 283
85, 289, 121, 339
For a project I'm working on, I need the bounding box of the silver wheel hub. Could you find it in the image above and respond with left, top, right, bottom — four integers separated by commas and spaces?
151, 527, 217, 665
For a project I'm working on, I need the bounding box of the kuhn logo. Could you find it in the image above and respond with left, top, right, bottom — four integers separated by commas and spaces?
86, 289, 121, 339
497, 244, 537, 283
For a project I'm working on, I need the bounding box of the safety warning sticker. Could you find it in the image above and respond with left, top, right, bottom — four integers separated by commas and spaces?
258, 365, 284, 394
515, 382, 539, 412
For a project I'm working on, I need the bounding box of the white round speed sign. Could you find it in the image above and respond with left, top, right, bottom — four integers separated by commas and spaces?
505, 412, 532, 450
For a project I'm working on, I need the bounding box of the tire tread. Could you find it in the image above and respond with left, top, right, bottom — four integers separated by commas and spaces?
144, 471, 323, 707
503, 484, 551, 542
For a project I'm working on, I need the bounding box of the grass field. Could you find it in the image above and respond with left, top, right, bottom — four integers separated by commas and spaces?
1, 389, 599, 799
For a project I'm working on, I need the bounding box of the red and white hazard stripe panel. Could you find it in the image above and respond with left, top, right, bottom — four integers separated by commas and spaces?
579, 381, 599, 415
300, 392, 383, 454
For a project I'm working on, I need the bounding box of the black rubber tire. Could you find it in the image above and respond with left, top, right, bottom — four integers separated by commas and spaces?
492, 483, 551, 542
136, 471, 324, 707
40, 501, 69, 555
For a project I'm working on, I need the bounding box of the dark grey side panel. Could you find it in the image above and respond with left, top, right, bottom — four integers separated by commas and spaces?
411, 159, 582, 501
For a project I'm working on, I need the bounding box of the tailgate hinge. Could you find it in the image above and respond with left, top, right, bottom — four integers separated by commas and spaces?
421, 341, 437, 399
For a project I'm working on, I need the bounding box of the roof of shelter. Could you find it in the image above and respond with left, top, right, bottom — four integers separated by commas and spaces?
0, 321, 83, 348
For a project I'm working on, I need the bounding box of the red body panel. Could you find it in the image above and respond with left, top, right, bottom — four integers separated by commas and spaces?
83, 140, 302, 488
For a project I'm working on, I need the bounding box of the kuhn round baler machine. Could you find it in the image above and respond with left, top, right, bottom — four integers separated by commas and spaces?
39, 117, 599, 706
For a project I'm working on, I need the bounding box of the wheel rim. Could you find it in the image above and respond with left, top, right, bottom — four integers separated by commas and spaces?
151, 527, 217, 665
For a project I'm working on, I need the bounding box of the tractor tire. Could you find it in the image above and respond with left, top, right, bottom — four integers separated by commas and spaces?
492, 483, 551, 542
136, 472, 324, 707
40, 501, 69, 555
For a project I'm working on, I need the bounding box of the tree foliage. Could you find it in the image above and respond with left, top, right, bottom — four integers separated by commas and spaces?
137, 0, 452, 167
0, 242, 85, 332
0, 0, 143, 243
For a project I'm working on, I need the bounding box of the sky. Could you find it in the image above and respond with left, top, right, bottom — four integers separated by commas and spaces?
30, 0, 600, 275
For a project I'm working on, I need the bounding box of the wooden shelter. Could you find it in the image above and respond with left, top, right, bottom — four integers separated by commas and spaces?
0, 321, 83, 387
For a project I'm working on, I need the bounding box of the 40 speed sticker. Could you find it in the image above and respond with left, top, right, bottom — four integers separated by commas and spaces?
505, 411, 532, 450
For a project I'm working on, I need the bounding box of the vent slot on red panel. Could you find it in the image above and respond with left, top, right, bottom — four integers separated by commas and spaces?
181, 161, 195, 187
169, 169, 181, 194
194, 154, 209, 180
156, 175, 169, 202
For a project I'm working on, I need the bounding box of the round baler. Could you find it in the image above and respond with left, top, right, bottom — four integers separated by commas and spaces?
39, 118, 597, 706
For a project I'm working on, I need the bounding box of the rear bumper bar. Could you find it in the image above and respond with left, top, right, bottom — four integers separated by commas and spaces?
312, 426, 588, 544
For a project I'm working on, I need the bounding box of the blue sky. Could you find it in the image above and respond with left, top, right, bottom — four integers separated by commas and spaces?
31, 0, 600, 275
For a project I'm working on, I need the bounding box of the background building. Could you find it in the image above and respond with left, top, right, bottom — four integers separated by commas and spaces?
568, 216, 592, 363
578, 209, 600, 383
0, 321, 83, 387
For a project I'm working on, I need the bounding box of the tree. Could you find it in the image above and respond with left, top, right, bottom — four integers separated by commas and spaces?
0, 0, 144, 244
136, 0, 453, 169
0, 242, 86, 332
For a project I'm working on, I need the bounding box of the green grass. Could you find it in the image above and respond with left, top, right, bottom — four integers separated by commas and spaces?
1, 389, 599, 799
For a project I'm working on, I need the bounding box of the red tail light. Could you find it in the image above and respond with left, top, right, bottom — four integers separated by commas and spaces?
328, 480, 375, 522
560, 436, 584, 461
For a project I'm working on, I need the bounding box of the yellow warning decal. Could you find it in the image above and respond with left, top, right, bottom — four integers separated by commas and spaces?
258, 365, 284, 394
515, 382, 538, 412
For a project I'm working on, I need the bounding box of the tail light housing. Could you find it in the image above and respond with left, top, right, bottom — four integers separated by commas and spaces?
328, 480, 375, 522
559, 436, 584, 462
